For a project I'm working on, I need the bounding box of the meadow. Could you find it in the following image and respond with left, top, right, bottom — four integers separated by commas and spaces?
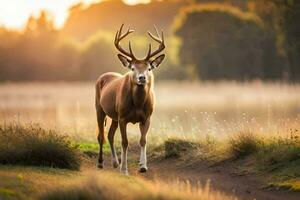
0, 81, 299, 140
0, 81, 299, 200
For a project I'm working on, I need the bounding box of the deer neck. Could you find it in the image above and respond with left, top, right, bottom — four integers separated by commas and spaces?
131, 83, 151, 108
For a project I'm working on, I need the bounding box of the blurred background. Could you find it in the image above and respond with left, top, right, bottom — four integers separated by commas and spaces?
0, 0, 299, 141
0, 0, 299, 82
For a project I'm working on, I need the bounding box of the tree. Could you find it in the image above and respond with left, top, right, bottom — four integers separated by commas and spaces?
174, 3, 285, 80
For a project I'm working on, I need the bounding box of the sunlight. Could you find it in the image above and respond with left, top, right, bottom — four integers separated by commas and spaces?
124, 0, 150, 5
0, 0, 148, 30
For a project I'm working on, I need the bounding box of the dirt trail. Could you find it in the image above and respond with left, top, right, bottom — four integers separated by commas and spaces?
86, 148, 299, 200
137, 158, 299, 200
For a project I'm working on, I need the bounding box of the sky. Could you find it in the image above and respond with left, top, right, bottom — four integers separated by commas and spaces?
0, 0, 149, 29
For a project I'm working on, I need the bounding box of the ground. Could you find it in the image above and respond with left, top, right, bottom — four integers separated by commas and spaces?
1, 144, 299, 200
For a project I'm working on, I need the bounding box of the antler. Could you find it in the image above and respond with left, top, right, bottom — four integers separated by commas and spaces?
145, 25, 165, 60
114, 24, 137, 60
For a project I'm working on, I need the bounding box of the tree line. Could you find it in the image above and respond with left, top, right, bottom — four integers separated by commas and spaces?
0, 0, 298, 82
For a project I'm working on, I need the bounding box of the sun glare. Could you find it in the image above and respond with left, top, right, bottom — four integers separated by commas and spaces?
124, 0, 150, 5
0, 0, 148, 30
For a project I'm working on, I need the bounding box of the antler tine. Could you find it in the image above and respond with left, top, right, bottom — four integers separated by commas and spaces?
154, 25, 160, 38
114, 24, 136, 60
146, 25, 165, 60
119, 28, 134, 40
118, 24, 124, 39
129, 42, 135, 57
147, 31, 161, 43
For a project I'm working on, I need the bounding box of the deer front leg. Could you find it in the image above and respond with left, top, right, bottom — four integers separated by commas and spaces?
119, 120, 129, 175
139, 118, 150, 173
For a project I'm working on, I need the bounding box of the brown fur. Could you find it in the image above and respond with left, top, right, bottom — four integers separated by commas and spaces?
95, 24, 165, 173
95, 71, 155, 124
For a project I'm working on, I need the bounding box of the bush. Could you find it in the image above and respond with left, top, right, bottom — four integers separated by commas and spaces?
229, 131, 261, 159
0, 123, 81, 170
164, 138, 199, 158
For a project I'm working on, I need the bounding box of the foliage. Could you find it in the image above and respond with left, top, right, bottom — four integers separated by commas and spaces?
0, 123, 81, 170
173, 3, 288, 81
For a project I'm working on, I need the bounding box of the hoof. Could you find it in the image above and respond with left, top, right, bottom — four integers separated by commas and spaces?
139, 166, 148, 173
97, 162, 104, 169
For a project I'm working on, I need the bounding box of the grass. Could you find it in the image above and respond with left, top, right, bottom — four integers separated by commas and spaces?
0, 82, 299, 198
164, 138, 200, 158
269, 179, 300, 192
229, 131, 261, 159
0, 123, 81, 170
39, 171, 234, 200
0, 165, 78, 200
156, 130, 300, 190
75, 141, 110, 155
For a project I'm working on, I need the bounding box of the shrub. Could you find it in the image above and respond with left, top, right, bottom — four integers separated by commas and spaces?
164, 138, 199, 158
229, 131, 261, 159
0, 123, 81, 170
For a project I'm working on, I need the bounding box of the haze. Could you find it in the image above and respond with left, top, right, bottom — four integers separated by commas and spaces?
0, 0, 149, 29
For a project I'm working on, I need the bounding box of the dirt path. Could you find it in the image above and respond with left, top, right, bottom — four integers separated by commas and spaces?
136, 158, 299, 200
87, 148, 299, 200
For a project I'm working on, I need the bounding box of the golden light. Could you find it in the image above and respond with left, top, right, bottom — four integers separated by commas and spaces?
0, 0, 148, 30
124, 0, 150, 5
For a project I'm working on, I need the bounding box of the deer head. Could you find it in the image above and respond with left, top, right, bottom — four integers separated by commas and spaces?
115, 24, 165, 86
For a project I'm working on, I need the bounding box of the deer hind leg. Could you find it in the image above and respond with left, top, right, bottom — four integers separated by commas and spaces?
119, 120, 128, 175
139, 119, 150, 173
108, 120, 119, 168
96, 107, 106, 169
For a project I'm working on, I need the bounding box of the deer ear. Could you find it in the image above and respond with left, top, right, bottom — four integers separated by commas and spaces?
150, 54, 165, 69
118, 54, 131, 68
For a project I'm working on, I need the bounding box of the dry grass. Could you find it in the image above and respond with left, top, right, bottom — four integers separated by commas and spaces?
0, 81, 299, 141
39, 171, 236, 200
156, 130, 300, 190
229, 131, 261, 159
0, 123, 81, 170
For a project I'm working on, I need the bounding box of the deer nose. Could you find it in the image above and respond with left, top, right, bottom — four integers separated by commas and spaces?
138, 75, 146, 83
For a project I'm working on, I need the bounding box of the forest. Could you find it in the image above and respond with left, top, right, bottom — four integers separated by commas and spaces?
0, 0, 299, 81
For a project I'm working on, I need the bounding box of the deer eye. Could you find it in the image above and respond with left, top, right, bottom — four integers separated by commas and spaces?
131, 67, 134, 71
148, 68, 152, 71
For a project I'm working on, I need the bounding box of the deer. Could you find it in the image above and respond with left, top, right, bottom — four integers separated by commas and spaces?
95, 24, 165, 175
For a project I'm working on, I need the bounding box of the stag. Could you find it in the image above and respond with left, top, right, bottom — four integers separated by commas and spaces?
95, 24, 165, 174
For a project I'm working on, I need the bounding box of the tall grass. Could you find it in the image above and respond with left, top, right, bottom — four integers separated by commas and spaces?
159, 129, 300, 174
228, 130, 300, 168
229, 131, 261, 159
39, 171, 235, 200
0, 123, 81, 170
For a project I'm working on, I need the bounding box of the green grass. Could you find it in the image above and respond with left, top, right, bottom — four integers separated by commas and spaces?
0, 123, 81, 170
74, 141, 111, 154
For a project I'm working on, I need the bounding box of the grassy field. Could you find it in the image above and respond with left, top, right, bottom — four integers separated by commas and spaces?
0, 81, 299, 140
0, 81, 299, 200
